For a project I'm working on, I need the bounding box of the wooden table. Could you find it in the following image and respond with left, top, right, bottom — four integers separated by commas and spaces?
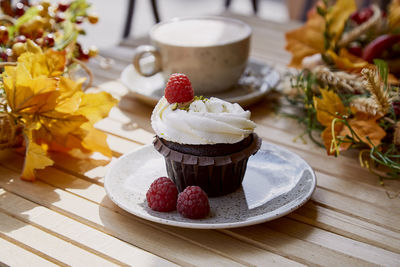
1, 13, 400, 267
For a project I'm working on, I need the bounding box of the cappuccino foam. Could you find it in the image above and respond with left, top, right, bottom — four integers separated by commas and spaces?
152, 18, 251, 47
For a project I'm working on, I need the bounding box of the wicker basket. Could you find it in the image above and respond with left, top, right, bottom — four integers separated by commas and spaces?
0, 113, 17, 150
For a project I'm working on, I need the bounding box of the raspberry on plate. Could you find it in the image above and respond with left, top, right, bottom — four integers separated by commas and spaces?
177, 186, 210, 219
146, 177, 178, 212
165, 73, 194, 104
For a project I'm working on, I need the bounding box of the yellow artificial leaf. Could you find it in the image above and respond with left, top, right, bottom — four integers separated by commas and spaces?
76, 92, 118, 123
3, 64, 59, 113
36, 111, 88, 141
285, 8, 325, 68
17, 51, 48, 78
80, 123, 112, 157
2, 43, 118, 180
313, 88, 346, 127
26, 39, 42, 54
389, 0, 400, 31
314, 89, 350, 155
326, 0, 357, 44
55, 77, 85, 113
339, 113, 386, 148
21, 128, 54, 181
44, 49, 66, 77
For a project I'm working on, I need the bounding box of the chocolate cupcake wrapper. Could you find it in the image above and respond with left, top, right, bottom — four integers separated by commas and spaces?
153, 133, 261, 197
153, 133, 262, 166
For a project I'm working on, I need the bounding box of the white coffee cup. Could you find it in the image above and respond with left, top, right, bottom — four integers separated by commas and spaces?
133, 16, 252, 94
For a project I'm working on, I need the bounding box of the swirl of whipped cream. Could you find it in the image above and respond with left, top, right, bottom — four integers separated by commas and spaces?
151, 97, 256, 144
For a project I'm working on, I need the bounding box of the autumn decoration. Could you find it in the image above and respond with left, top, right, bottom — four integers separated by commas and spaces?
285, 0, 400, 180
0, 1, 117, 181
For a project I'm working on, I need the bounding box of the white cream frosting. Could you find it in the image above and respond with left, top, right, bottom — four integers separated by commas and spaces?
151, 96, 256, 144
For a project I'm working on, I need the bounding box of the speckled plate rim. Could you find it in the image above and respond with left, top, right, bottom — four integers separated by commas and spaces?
104, 142, 316, 229
120, 58, 280, 107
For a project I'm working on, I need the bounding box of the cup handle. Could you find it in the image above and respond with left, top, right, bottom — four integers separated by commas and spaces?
133, 45, 162, 77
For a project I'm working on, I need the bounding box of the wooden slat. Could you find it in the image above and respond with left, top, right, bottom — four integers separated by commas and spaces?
290, 203, 400, 254
267, 217, 400, 266
0, 211, 116, 266
13, 168, 304, 266
0, 237, 57, 267
15, 148, 400, 256
13, 161, 398, 266
312, 187, 400, 233
221, 227, 375, 267
95, 117, 153, 145
0, 189, 177, 267
0, 166, 247, 267
1, 157, 387, 266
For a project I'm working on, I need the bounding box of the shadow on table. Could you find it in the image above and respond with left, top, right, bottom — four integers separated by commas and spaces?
48, 152, 111, 184
0, 152, 62, 233
118, 94, 154, 134
0, 147, 113, 233
98, 192, 318, 258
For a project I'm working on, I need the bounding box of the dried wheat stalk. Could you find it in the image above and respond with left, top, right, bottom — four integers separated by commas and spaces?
337, 4, 382, 47
313, 66, 364, 93
394, 122, 400, 145
360, 68, 392, 116
351, 97, 380, 115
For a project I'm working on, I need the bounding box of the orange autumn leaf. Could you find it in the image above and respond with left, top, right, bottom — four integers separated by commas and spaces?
339, 113, 386, 148
285, 0, 356, 68
321, 121, 351, 155
285, 7, 325, 68
326, 49, 399, 83
326, 49, 370, 73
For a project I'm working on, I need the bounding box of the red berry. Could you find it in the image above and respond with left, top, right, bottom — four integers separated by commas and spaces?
348, 42, 362, 57
393, 101, 400, 116
43, 33, 55, 47
164, 73, 194, 104
55, 11, 65, 23
15, 35, 27, 43
350, 6, 374, 25
177, 186, 210, 219
57, 1, 70, 12
15, 2, 25, 17
146, 177, 178, 212
75, 16, 84, 24
0, 26, 9, 44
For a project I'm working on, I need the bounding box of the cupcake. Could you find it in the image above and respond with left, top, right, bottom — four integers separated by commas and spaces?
151, 74, 261, 197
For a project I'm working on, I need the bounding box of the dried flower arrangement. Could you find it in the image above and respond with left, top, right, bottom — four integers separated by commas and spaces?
0, 0, 117, 180
285, 0, 400, 180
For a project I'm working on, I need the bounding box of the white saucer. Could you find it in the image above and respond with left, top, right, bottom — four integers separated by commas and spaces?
104, 142, 316, 229
120, 59, 280, 107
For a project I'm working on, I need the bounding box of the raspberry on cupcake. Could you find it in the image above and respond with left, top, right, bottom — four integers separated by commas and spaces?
164, 73, 194, 104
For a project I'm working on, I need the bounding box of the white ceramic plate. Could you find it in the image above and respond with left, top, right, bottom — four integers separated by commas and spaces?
120, 59, 280, 107
104, 142, 316, 229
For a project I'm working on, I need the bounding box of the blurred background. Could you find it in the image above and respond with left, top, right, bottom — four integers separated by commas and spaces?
77, 0, 387, 49
77, 0, 289, 49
